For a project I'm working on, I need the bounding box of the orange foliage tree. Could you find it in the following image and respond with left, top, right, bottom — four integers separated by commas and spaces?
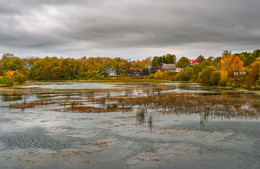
220, 55, 244, 78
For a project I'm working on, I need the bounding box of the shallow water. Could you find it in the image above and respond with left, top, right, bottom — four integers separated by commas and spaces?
17, 82, 119, 89
0, 82, 259, 169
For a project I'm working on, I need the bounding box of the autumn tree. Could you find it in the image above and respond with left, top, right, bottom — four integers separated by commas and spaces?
231, 55, 244, 72
246, 58, 260, 86
210, 70, 221, 85
177, 57, 189, 68
1, 57, 25, 73
197, 55, 206, 63
220, 55, 244, 78
222, 50, 231, 58
199, 66, 217, 85
211, 57, 222, 69
177, 67, 194, 81
193, 60, 211, 79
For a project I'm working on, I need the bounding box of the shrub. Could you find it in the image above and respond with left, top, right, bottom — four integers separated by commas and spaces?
219, 71, 229, 86
148, 74, 154, 79
199, 66, 217, 85
154, 71, 167, 79
83, 70, 101, 79
0, 77, 13, 86
177, 67, 194, 81
210, 70, 221, 85
13, 71, 27, 84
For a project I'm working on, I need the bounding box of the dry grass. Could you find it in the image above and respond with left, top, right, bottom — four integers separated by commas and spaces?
57, 106, 132, 113
61, 106, 118, 113
94, 93, 260, 118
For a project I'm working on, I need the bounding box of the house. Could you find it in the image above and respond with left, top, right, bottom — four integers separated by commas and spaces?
161, 64, 177, 72
189, 59, 198, 66
146, 65, 152, 70
131, 68, 142, 76
106, 68, 117, 77
26, 64, 32, 69
175, 68, 183, 73
233, 71, 246, 76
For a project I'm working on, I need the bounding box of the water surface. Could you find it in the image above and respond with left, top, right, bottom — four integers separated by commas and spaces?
0, 82, 259, 169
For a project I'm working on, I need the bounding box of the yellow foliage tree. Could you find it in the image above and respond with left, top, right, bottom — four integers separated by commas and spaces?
5, 71, 15, 79
230, 55, 244, 72
246, 58, 260, 86
221, 55, 244, 76
154, 71, 167, 79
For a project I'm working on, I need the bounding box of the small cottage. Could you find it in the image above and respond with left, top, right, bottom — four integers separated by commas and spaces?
26, 64, 32, 70
175, 68, 183, 73
106, 68, 118, 77
131, 68, 142, 76
189, 59, 198, 66
161, 64, 177, 72
233, 71, 246, 76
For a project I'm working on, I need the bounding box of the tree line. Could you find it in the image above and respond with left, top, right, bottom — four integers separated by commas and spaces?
0, 50, 259, 89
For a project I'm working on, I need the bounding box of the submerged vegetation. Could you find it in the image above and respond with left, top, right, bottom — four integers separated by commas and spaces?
2, 84, 259, 119
0, 82, 259, 168
0, 49, 259, 90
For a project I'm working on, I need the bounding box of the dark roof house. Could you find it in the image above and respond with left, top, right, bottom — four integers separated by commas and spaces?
131, 68, 142, 76
106, 68, 117, 77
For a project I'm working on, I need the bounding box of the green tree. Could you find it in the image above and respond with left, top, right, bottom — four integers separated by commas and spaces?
177, 57, 189, 68
2, 57, 25, 73
222, 50, 231, 58
197, 55, 206, 63
199, 66, 217, 85
246, 58, 260, 86
219, 71, 228, 86
210, 70, 221, 85
165, 54, 176, 64
141, 68, 149, 75
177, 67, 194, 81
13, 71, 27, 84
212, 57, 222, 69
0, 77, 13, 86
245, 55, 256, 67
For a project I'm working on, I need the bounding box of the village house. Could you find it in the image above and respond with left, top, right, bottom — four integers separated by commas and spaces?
146, 65, 152, 70
131, 68, 142, 76
26, 64, 32, 70
233, 71, 246, 76
106, 68, 118, 77
189, 59, 198, 66
175, 68, 183, 73
161, 63, 177, 72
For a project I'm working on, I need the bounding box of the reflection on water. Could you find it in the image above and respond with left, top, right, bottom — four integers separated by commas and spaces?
1, 93, 23, 102
136, 107, 146, 125
0, 127, 77, 150
17, 83, 119, 89
0, 82, 259, 169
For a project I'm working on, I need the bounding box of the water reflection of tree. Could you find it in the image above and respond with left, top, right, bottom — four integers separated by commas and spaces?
136, 108, 146, 125
1, 93, 23, 102
136, 107, 153, 131
125, 90, 133, 97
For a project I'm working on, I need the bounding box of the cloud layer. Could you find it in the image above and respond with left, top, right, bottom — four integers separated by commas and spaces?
0, 0, 260, 59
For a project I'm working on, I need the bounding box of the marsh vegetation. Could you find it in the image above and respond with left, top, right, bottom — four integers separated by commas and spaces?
0, 82, 259, 169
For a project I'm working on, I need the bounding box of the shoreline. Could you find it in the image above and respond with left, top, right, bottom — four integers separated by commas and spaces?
235, 88, 260, 96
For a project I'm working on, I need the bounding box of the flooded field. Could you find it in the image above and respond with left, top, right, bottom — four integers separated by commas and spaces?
0, 82, 259, 169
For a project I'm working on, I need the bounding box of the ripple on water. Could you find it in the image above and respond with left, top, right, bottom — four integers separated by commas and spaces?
0, 127, 81, 150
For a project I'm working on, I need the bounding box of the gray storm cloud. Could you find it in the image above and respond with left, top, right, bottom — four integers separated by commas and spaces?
0, 0, 259, 59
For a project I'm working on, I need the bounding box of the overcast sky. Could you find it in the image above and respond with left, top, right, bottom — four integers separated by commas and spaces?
0, 0, 259, 60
